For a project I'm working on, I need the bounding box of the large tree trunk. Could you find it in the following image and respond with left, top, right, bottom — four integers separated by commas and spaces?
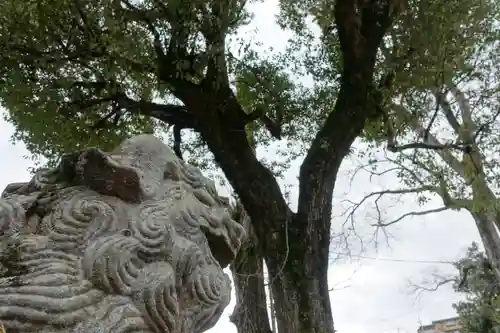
231, 214, 333, 333
266, 214, 333, 333
464, 146, 500, 283
229, 205, 334, 333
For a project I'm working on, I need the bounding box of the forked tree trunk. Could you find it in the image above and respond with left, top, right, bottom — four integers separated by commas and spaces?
168, 2, 395, 330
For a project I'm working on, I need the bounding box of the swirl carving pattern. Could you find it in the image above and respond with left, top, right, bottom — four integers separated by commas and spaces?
0, 134, 245, 333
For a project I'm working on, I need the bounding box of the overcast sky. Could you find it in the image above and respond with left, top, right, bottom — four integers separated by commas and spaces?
0, 1, 484, 333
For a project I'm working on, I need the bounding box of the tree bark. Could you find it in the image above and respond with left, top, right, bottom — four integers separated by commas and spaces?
462, 146, 500, 283
230, 231, 273, 333
470, 210, 500, 283
229, 203, 273, 333
266, 214, 334, 333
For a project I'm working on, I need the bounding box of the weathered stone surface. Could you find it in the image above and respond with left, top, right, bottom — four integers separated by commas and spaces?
0, 134, 245, 333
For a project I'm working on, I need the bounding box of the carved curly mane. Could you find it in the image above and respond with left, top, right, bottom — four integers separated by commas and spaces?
0, 134, 245, 333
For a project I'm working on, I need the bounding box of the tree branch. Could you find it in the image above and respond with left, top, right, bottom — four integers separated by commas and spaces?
354, 154, 470, 210
334, 0, 363, 61
387, 140, 470, 153
391, 104, 466, 178
54, 79, 197, 131
373, 206, 449, 227
297, 0, 398, 221
343, 175, 470, 230
288, 3, 398, 278
202, 1, 232, 88
228, 55, 285, 139
343, 186, 436, 231
8, 44, 97, 65
423, 67, 446, 141
449, 84, 475, 136
409, 273, 456, 296
436, 92, 461, 135
119, 1, 165, 22
360, 0, 400, 57
119, 0, 204, 93
115, 93, 196, 128
335, 0, 398, 63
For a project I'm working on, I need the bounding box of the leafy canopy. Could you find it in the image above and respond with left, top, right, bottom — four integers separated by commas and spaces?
0, 0, 497, 179
0, 0, 315, 175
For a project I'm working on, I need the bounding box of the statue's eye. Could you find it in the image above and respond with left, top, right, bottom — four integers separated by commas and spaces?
122, 229, 132, 237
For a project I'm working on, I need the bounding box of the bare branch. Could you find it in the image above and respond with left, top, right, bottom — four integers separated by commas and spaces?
328, 266, 359, 292
387, 140, 469, 153
343, 162, 471, 233
348, 158, 400, 185
409, 273, 456, 295
349, 155, 425, 188
343, 186, 437, 229
373, 206, 449, 227
384, 155, 429, 186
391, 104, 466, 178
346, 186, 437, 209
408, 270, 457, 306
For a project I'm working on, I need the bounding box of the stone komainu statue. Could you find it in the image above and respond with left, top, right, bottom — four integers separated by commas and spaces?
0, 134, 246, 333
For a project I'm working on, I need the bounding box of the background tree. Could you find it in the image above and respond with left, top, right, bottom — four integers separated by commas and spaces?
410, 243, 500, 333
0, 0, 398, 332
453, 243, 500, 333
340, 0, 500, 282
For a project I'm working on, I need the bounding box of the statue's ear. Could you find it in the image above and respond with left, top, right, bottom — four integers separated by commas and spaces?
74, 135, 179, 202
75, 148, 143, 203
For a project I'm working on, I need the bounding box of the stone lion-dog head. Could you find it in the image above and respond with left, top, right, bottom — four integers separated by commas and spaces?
0, 134, 246, 333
